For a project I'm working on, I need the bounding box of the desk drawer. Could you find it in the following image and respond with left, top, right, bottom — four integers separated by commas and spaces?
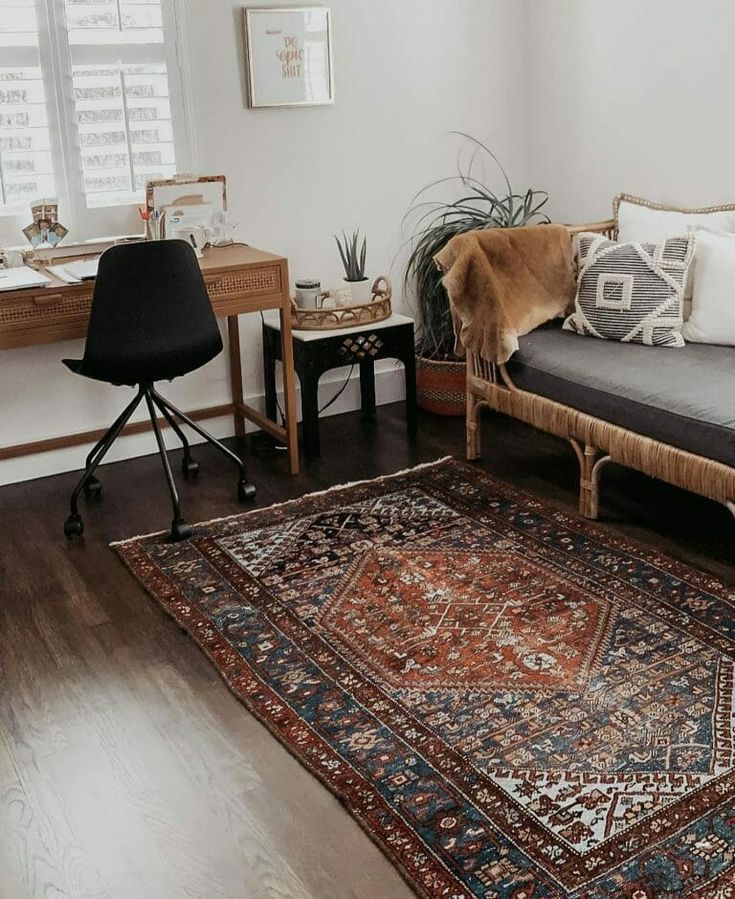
205, 264, 282, 300
0, 289, 93, 331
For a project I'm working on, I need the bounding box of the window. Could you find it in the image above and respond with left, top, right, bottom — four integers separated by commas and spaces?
0, 0, 191, 231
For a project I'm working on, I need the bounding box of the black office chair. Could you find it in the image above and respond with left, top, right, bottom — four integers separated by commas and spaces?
62, 239, 255, 542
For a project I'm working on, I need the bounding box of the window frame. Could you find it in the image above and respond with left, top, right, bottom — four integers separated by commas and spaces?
0, 0, 196, 243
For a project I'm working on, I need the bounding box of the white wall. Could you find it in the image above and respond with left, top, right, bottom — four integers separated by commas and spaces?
525, 0, 735, 223
0, 0, 527, 485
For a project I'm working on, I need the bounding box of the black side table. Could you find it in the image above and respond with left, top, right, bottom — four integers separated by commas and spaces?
262, 313, 417, 458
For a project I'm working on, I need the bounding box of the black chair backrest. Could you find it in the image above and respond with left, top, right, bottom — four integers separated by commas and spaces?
79, 240, 223, 385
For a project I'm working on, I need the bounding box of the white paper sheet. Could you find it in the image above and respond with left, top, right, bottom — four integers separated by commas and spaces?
0, 266, 52, 292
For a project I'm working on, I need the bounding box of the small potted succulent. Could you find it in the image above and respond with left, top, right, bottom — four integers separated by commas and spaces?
334, 229, 372, 305
403, 133, 551, 415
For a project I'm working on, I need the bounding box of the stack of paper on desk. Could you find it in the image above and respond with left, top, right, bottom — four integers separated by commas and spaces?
63, 258, 99, 281
0, 266, 52, 292
47, 258, 100, 283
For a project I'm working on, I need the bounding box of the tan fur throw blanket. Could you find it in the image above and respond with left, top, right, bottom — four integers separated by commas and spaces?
434, 225, 575, 364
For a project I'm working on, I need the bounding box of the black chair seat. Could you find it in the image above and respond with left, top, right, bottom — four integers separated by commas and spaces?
61, 337, 220, 385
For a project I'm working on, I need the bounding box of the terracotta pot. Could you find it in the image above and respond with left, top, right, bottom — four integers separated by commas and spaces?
415, 356, 466, 417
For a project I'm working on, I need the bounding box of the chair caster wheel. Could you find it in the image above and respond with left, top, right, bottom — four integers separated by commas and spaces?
64, 514, 84, 538
181, 458, 199, 478
83, 476, 102, 501
169, 519, 192, 542
238, 480, 256, 503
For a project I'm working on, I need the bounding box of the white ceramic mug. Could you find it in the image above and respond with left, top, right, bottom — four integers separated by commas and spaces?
0, 249, 24, 269
295, 279, 326, 309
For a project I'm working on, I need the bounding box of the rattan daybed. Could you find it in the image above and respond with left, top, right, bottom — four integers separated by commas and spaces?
466, 220, 735, 521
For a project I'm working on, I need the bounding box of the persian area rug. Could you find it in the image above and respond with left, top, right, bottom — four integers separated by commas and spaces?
114, 458, 735, 899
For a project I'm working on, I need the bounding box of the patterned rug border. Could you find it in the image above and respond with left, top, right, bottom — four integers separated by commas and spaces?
110, 456, 455, 547
112, 457, 735, 898
114, 455, 735, 601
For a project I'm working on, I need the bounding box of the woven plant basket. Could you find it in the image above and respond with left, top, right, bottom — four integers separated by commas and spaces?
415, 356, 466, 417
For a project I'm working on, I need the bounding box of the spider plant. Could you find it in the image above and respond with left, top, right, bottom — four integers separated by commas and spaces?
335, 229, 368, 281
404, 133, 551, 360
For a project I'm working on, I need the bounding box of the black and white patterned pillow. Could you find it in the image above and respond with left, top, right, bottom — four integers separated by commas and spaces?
563, 232, 696, 347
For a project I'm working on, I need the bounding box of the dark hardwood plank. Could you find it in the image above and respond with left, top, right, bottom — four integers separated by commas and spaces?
1, 403, 733, 899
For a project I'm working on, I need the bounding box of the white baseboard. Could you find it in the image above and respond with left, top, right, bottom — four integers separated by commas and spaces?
0, 362, 408, 486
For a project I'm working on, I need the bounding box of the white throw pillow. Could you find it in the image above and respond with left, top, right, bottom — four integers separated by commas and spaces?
616, 198, 735, 244
682, 230, 735, 345
615, 194, 735, 318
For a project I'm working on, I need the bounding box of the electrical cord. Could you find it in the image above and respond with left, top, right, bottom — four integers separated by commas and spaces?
318, 364, 355, 414
259, 311, 357, 426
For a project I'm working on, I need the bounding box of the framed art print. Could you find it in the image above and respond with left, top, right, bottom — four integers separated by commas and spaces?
244, 7, 334, 108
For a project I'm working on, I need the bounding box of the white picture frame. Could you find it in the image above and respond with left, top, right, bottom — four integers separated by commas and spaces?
244, 7, 334, 109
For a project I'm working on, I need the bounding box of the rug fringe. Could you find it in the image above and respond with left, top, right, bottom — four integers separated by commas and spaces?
110, 455, 456, 547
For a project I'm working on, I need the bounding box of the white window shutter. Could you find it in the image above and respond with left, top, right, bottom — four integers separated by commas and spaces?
62, 0, 180, 208
0, 0, 57, 209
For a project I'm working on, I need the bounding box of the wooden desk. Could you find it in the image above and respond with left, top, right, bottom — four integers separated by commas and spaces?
0, 245, 300, 474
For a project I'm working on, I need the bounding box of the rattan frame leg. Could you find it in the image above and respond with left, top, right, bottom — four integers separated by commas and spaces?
467, 356, 735, 519
466, 393, 486, 461
571, 440, 612, 520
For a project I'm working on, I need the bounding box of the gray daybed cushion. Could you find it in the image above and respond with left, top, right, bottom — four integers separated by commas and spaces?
505, 324, 735, 467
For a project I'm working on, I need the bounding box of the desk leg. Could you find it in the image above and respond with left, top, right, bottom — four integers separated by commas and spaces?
262, 328, 278, 423
227, 316, 246, 439
279, 304, 300, 475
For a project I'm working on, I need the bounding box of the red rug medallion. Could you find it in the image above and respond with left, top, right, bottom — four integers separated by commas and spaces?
115, 459, 735, 898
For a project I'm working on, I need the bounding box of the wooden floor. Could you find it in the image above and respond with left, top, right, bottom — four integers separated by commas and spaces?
1, 404, 733, 899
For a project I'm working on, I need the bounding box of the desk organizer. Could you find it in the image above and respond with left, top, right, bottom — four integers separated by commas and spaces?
291, 276, 392, 331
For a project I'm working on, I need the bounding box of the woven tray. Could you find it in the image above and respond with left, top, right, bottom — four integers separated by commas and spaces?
291, 276, 392, 331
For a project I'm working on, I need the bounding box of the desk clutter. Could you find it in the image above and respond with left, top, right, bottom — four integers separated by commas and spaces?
143, 174, 236, 249
22, 199, 68, 249
0, 265, 52, 292
0, 174, 237, 281
48, 259, 100, 283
